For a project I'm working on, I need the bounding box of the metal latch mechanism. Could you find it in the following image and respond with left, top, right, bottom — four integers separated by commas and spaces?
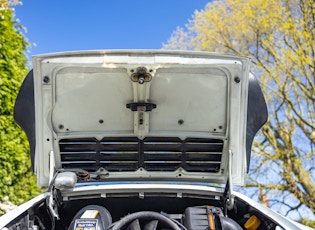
126, 102, 157, 111
130, 67, 152, 84
128, 66, 155, 139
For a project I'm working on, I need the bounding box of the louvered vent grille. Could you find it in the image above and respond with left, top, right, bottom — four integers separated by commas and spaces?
59, 137, 224, 173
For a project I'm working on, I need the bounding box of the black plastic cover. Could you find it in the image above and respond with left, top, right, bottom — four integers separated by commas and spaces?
68, 205, 112, 230
14, 70, 36, 170
219, 216, 243, 230
184, 206, 220, 230
246, 74, 268, 172
184, 206, 242, 230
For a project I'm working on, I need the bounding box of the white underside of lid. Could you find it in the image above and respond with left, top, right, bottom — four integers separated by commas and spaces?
32, 50, 250, 186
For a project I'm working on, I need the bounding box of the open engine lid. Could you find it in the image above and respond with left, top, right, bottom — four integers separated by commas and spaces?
16, 50, 267, 186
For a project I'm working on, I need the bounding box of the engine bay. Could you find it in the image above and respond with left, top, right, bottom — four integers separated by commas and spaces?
2, 170, 283, 230
68, 204, 241, 230
14, 191, 280, 230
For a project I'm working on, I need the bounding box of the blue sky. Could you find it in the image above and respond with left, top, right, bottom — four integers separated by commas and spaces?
15, 1, 209, 57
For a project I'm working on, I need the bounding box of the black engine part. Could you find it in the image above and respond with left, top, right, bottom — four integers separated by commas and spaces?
110, 211, 181, 230
68, 205, 112, 230
184, 206, 242, 230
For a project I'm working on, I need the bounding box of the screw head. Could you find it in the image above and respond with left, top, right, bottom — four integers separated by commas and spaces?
178, 119, 184, 125
43, 76, 50, 83
234, 76, 241, 83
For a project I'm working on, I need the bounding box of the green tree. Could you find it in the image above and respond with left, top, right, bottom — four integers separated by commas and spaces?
0, 0, 40, 214
164, 0, 315, 225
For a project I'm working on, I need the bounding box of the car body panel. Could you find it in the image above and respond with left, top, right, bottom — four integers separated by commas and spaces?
30, 50, 251, 186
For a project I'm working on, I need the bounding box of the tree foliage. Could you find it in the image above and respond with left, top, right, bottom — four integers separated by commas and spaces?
164, 0, 315, 223
0, 0, 40, 212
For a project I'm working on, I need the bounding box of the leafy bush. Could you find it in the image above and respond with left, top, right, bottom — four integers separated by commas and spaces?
0, 0, 41, 209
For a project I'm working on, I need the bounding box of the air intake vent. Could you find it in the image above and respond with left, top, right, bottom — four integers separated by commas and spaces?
59, 137, 223, 173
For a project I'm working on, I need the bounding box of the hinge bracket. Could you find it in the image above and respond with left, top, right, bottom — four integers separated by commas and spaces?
224, 150, 235, 211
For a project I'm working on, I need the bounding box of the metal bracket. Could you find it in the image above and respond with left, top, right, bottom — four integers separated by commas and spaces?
126, 102, 157, 111
225, 150, 235, 211
48, 193, 59, 220
130, 67, 152, 84
49, 150, 55, 184
47, 168, 60, 220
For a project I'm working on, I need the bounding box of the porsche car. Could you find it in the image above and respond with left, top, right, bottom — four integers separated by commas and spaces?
0, 50, 311, 230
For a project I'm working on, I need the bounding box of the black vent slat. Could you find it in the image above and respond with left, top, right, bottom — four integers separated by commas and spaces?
186, 153, 222, 161
99, 153, 138, 161
185, 144, 222, 152
59, 137, 223, 173
100, 145, 138, 151
144, 153, 182, 160
62, 153, 96, 161
143, 144, 182, 152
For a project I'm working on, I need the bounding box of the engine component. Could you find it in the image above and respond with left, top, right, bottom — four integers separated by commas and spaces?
244, 215, 261, 230
68, 205, 112, 230
110, 211, 181, 230
54, 172, 77, 189
184, 206, 242, 230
